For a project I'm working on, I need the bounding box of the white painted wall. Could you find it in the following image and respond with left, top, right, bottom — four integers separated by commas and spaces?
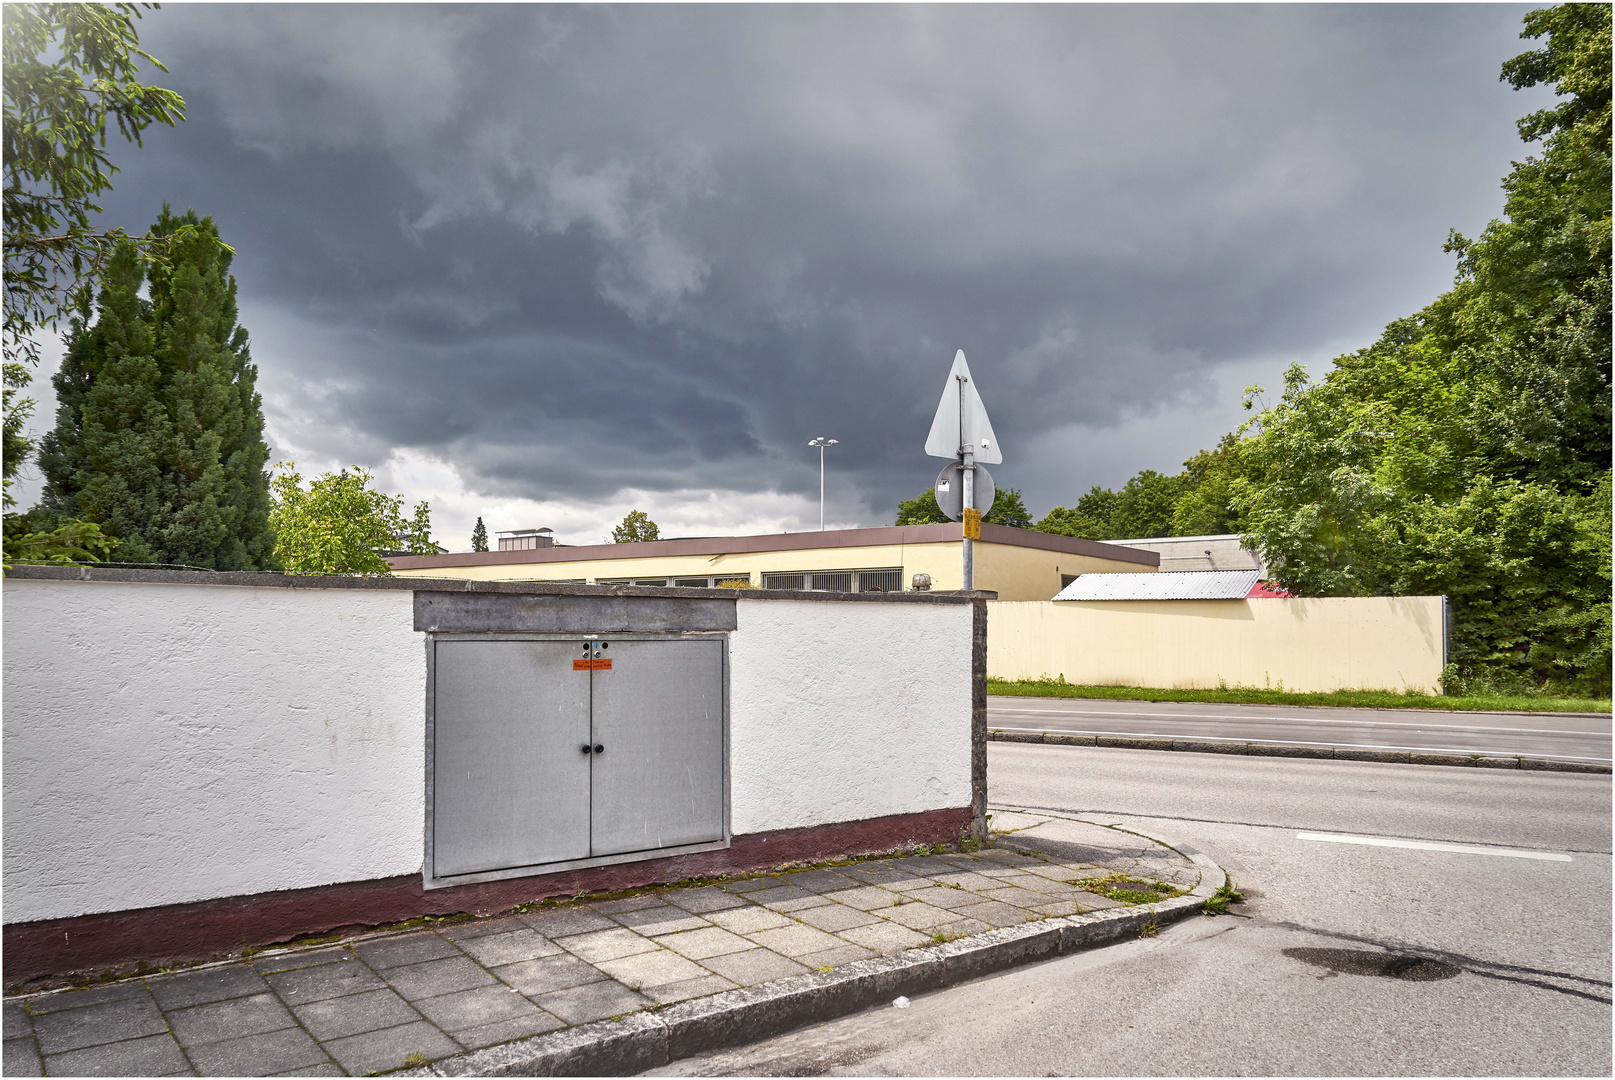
3, 579, 977, 925
728, 599, 974, 834
3, 580, 424, 924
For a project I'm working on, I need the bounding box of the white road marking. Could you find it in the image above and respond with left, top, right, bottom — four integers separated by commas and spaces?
1295, 832, 1572, 861
990, 707, 1608, 737
987, 726, 1613, 763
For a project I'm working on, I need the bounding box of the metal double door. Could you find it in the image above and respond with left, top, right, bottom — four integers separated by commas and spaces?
430, 635, 726, 882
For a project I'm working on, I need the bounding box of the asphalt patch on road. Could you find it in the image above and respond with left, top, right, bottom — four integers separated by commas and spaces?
1283, 947, 1461, 981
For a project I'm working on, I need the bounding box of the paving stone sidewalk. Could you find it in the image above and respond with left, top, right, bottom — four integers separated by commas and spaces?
4, 813, 1196, 1077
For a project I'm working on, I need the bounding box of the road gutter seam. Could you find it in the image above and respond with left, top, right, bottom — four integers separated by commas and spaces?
403, 850, 1226, 1077
987, 730, 1613, 773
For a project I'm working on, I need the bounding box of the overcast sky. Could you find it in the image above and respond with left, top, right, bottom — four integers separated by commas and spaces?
16, 3, 1555, 548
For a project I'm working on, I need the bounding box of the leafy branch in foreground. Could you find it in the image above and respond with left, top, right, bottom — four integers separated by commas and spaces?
2, 2, 227, 507
2, 515, 117, 570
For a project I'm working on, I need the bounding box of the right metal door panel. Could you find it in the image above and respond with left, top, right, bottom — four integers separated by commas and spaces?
588, 638, 725, 856
433, 639, 591, 877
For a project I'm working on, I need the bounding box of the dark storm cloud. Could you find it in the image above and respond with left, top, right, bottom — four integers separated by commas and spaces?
89, 3, 1553, 524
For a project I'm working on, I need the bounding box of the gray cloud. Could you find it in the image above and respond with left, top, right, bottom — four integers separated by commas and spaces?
71, 3, 1554, 535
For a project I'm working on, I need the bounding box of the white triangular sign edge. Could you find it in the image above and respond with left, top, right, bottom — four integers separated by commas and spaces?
924, 350, 1001, 463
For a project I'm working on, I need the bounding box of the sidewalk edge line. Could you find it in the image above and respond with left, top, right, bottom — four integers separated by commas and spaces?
986, 731, 1613, 774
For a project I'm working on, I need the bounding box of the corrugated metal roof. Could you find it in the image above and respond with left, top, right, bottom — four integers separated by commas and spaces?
1054, 569, 1262, 601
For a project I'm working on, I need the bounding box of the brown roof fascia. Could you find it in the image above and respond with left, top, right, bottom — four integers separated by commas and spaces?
385, 521, 1158, 571
977, 523, 1159, 565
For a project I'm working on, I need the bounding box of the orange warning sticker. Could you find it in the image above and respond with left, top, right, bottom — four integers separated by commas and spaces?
573, 658, 613, 670
962, 508, 982, 539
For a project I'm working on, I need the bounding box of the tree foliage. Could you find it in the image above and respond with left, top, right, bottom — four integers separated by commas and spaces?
3, 515, 117, 568
1234, 3, 1611, 694
3, 3, 200, 505
613, 509, 659, 543
36, 209, 277, 568
269, 464, 441, 575
895, 485, 1032, 527
471, 515, 488, 552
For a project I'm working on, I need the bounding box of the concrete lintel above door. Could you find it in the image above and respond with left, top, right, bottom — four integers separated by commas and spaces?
414, 591, 737, 633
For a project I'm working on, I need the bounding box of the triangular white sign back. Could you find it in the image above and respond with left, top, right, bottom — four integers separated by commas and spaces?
925, 350, 1001, 463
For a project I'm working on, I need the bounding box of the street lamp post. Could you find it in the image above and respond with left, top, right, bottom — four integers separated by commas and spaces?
808, 436, 838, 531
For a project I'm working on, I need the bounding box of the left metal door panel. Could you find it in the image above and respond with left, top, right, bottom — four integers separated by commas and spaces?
432, 639, 591, 877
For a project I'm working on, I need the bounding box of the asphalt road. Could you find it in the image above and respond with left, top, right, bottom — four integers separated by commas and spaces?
989, 695, 1614, 763
652, 746, 1612, 1076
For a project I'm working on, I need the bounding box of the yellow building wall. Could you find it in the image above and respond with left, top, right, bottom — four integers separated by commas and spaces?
392, 542, 945, 585
972, 541, 1156, 601
390, 539, 1151, 595
987, 596, 1446, 693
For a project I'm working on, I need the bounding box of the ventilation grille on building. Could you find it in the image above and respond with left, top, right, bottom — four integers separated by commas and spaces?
857, 569, 903, 592
811, 572, 853, 592
763, 568, 903, 592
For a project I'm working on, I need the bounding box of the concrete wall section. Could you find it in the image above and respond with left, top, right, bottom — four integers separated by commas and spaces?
2, 580, 425, 925
989, 596, 1446, 694
728, 599, 973, 833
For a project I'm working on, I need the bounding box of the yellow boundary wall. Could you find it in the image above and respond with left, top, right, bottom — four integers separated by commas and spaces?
988, 596, 1446, 694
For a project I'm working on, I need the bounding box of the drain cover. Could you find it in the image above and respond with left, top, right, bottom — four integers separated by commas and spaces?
1283, 947, 1461, 981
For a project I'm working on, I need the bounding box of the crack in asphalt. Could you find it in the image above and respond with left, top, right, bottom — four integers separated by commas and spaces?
1264, 921, 1613, 1004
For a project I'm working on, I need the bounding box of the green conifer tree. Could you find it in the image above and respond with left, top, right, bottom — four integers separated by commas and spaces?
37, 207, 276, 569
471, 516, 489, 552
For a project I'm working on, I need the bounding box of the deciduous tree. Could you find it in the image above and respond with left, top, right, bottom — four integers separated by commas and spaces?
269, 464, 441, 575
613, 509, 659, 543
1235, 3, 1611, 694
895, 485, 1032, 527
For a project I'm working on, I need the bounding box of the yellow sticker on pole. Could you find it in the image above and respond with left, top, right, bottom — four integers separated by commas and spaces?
962, 508, 981, 539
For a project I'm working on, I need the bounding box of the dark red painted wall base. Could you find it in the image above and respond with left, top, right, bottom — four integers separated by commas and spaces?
3, 807, 972, 990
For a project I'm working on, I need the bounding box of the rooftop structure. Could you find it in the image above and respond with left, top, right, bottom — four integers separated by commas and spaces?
495, 528, 554, 551
1105, 533, 1266, 575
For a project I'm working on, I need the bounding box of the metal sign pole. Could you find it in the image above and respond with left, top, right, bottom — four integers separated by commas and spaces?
962, 446, 975, 591
958, 373, 974, 591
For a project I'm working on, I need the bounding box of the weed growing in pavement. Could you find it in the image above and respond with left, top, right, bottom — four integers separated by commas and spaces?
1082, 874, 1185, 905
1202, 881, 1247, 915
1138, 916, 1160, 938
403, 1052, 430, 1067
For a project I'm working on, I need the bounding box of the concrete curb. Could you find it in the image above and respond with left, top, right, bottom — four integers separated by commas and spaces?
404, 850, 1227, 1077
988, 730, 1613, 774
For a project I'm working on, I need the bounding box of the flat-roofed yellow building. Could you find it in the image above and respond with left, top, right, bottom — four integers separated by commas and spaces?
386, 522, 1158, 601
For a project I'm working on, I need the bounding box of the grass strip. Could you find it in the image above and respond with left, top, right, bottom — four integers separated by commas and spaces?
986, 678, 1610, 715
